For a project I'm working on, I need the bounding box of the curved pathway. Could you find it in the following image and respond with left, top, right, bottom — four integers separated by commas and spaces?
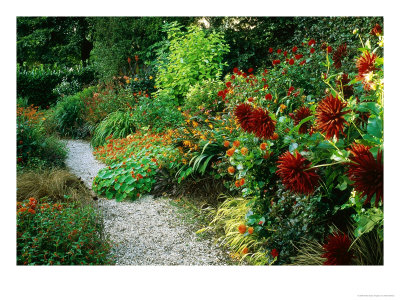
64, 140, 231, 265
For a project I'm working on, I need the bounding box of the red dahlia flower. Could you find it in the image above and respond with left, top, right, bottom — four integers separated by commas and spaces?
295, 54, 303, 60
272, 59, 281, 66
283, 50, 288, 57
308, 39, 316, 46
310, 48, 315, 54
292, 46, 298, 53
316, 94, 350, 139
271, 248, 279, 258
269, 47, 273, 53
289, 58, 294, 65
370, 23, 382, 36
249, 108, 276, 139
248, 68, 254, 73
226, 81, 232, 88
321, 232, 354, 265
347, 144, 383, 207
277, 49, 282, 54
299, 60, 306, 66
333, 44, 347, 69
356, 51, 378, 90
327, 46, 332, 53
265, 93, 272, 100
235, 103, 254, 132
291, 106, 312, 134
233, 67, 239, 73
276, 151, 320, 195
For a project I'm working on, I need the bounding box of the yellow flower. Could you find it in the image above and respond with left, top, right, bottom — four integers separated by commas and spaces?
178, 107, 182, 111
134, 77, 138, 81
208, 124, 213, 129
149, 76, 153, 80
192, 121, 199, 128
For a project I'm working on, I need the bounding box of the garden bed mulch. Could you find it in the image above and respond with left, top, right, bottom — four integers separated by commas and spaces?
64, 139, 231, 265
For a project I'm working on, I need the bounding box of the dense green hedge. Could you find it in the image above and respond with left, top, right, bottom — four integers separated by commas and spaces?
17, 64, 95, 108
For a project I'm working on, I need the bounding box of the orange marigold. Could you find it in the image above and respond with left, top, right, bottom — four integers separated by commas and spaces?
241, 147, 248, 156
233, 140, 240, 148
238, 224, 247, 234
260, 143, 267, 150
228, 166, 235, 174
239, 178, 245, 186
235, 180, 241, 188
242, 247, 249, 254
227, 148, 235, 157
223, 140, 230, 148
248, 227, 254, 234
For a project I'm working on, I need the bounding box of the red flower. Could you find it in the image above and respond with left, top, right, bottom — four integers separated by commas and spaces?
370, 23, 382, 36
292, 46, 298, 53
233, 67, 239, 73
235, 103, 253, 132
310, 48, 315, 54
299, 60, 306, 66
127, 57, 131, 64
347, 144, 383, 207
269, 47, 273, 53
231, 75, 235, 80
295, 54, 303, 60
333, 44, 347, 69
276, 151, 320, 195
316, 94, 350, 139
356, 51, 378, 90
289, 58, 294, 65
272, 59, 281, 66
265, 93, 272, 100
321, 232, 354, 265
327, 46, 332, 53
134, 55, 139, 61
287, 86, 295, 96
226, 82, 232, 88
291, 106, 312, 134
277, 49, 282, 54
271, 248, 279, 258
248, 97, 253, 102
308, 39, 316, 46
248, 68, 254, 73
238, 224, 247, 234
248, 107, 276, 139
283, 50, 288, 57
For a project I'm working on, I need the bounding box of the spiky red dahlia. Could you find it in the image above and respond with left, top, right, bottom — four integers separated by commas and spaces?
249, 107, 276, 139
276, 151, 320, 195
333, 44, 347, 69
336, 73, 354, 99
370, 23, 382, 36
347, 144, 383, 207
356, 51, 378, 90
321, 232, 354, 265
316, 94, 350, 139
235, 103, 254, 132
290, 106, 312, 134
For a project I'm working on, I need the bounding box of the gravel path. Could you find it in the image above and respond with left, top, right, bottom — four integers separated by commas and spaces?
64, 139, 231, 265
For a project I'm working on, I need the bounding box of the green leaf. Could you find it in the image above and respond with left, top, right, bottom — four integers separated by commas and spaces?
367, 115, 383, 139
288, 116, 313, 135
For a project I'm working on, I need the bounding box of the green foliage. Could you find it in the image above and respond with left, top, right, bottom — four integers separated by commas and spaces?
17, 108, 67, 170
131, 93, 185, 132
91, 110, 136, 148
156, 22, 230, 104
184, 79, 225, 113
51, 91, 86, 138
17, 63, 95, 107
17, 198, 113, 265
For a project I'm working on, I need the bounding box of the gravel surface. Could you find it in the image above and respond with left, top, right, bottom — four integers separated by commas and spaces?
64, 139, 231, 265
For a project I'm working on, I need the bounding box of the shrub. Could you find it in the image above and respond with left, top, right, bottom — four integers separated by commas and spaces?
184, 79, 226, 114
17, 197, 113, 265
17, 105, 67, 169
91, 110, 136, 148
155, 22, 230, 104
17, 63, 95, 107
131, 92, 185, 133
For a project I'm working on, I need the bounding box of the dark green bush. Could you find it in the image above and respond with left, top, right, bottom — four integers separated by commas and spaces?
17, 63, 95, 108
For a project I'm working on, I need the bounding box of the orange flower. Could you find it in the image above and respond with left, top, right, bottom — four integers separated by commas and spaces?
238, 224, 247, 234
228, 166, 235, 174
248, 227, 254, 234
260, 143, 267, 150
233, 140, 240, 148
227, 148, 235, 157
235, 180, 241, 188
239, 178, 245, 186
263, 152, 270, 159
223, 140, 230, 148
241, 147, 248, 156
242, 247, 249, 254
271, 132, 279, 140
28, 208, 35, 214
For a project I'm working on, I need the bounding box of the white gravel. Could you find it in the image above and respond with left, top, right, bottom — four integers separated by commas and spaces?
63, 139, 231, 265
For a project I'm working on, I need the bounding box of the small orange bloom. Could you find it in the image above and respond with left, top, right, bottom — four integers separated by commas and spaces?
271, 132, 279, 140
248, 227, 254, 234
238, 224, 247, 234
263, 152, 270, 159
228, 166, 235, 174
233, 140, 240, 148
260, 143, 267, 150
235, 180, 241, 188
242, 247, 249, 254
223, 140, 230, 148
239, 178, 245, 186
227, 148, 235, 157
241, 147, 248, 156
